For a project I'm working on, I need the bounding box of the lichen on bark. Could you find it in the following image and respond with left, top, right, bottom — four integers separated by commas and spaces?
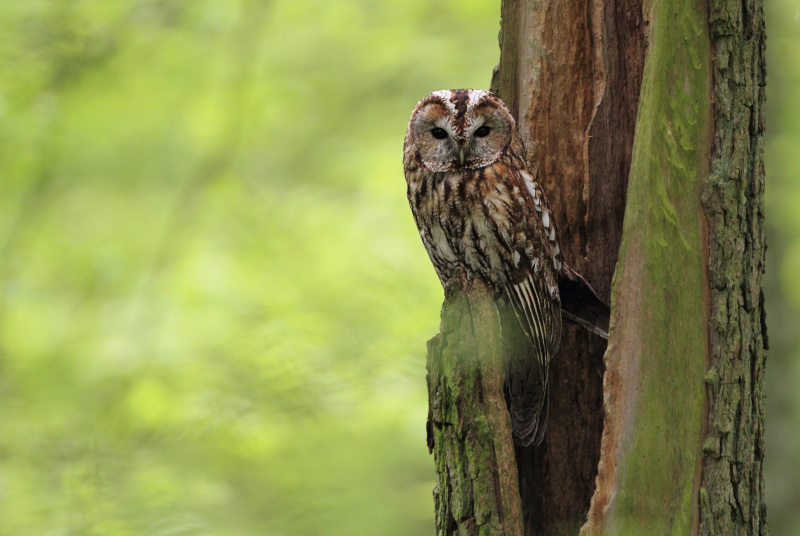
427, 275, 524, 536
699, 0, 767, 534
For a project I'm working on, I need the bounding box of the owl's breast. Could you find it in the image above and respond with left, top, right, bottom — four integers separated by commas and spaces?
407, 171, 465, 283
408, 167, 553, 292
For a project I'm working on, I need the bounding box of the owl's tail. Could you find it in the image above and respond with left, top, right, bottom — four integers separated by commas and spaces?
499, 283, 555, 448
505, 356, 549, 447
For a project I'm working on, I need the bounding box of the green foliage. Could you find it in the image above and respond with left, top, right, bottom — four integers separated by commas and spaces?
1, 1, 798, 534
765, 2, 800, 534
0, 1, 499, 534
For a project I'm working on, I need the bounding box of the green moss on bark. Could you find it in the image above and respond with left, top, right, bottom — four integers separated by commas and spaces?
593, 0, 713, 533
584, 0, 767, 533
427, 277, 524, 536
700, 0, 767, 533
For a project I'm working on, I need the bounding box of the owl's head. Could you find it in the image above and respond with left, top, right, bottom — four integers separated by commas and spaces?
404, 89, 520, 172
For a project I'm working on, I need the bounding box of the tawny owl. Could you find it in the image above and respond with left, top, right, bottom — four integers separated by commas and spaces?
403, 89, 608, 447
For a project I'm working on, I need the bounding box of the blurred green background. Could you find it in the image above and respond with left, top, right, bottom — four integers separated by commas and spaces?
0, 1, 795, 535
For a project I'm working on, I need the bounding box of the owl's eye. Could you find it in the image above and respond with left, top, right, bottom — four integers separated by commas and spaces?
474, 126, 491, 138
430, 128, 448, 140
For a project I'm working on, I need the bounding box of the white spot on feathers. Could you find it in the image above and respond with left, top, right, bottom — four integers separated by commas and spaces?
521, 171, 538, 200
431, 90, 456, 114
467, 89, 489, 110
431, 225, 457, 262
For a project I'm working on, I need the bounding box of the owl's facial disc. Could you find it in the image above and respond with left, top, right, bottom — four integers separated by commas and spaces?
406, 89, 517, 172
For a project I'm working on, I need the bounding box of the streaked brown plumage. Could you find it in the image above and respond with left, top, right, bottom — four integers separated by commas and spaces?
403, 89, 563, 446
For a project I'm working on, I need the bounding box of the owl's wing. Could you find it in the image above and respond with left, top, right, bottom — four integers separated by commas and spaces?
518, 169, 610, 339
497, 167, 562, 447
505, 268, 608, 447
505, 276, 559, 374
503, 275, 557, 447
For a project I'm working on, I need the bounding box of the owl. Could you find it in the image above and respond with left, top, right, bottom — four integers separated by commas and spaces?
403, 89, 566, 447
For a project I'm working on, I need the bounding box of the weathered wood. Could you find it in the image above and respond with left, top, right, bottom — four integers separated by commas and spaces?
427, 276, 524, 536
581, 0, 714, 531
491, 0, 644, 533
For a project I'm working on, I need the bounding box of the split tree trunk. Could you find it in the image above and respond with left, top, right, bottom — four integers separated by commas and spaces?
424, 0, 766, 534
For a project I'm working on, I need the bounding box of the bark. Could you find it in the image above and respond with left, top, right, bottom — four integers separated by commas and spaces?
700, 1, 767, 534
581, 0, 713, 531
425, 0, 766, 533
581, 0, 767, 533
427, 275, 524, 536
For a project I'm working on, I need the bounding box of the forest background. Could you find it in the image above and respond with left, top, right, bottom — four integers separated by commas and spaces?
0, 1, 797, 534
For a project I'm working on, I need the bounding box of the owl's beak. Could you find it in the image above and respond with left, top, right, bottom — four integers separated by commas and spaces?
458, 148, 466, 165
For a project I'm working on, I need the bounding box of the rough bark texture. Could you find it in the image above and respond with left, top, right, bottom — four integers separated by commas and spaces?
699, 0, 768, 534
427, 276, 524, 536
490, 0, 644, 533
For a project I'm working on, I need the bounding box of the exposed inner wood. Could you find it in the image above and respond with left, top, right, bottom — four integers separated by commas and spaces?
491, 0, 645, 533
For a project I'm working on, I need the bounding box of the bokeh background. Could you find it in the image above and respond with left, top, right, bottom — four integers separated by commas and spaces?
0, 1, 796, 534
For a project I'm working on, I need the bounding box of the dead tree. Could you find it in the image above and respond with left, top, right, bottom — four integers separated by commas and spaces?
425, 0, 766, 534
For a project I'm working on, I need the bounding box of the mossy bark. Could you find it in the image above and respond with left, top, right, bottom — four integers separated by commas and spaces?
580, 0, 767, 534
581, 0, 713, 532
427, 276, 524, 536
700, 0, 767, 534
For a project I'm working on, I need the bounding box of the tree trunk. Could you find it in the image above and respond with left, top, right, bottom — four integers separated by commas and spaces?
427, 275, 525, 535
425, 0, 766, 534
699, 1, 767, 533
